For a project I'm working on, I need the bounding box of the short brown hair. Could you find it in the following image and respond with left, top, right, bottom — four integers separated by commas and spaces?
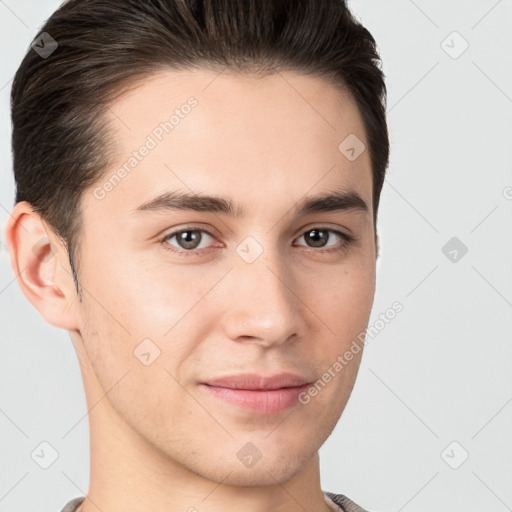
11, 0, 389, 297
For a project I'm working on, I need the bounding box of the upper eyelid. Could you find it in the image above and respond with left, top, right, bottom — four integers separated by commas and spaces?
162, 221, 350, 236
163, 226, 217, 241
294, 228, 346, 242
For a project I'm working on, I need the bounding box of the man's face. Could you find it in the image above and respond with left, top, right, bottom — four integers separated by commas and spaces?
75, 69, 376, 485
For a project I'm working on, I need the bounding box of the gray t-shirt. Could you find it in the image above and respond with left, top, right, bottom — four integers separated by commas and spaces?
60, 492, 369, 511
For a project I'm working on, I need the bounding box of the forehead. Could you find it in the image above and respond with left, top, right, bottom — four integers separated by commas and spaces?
107, 68, 367, 146
87, 68, 372, 220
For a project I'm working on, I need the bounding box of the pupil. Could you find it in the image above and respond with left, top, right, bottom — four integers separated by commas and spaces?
306, 229, 327, 247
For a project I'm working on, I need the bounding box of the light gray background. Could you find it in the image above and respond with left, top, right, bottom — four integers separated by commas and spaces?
1, 1, 511, 511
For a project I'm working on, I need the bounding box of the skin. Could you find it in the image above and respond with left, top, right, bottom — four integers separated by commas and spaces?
6, 69, 378, 512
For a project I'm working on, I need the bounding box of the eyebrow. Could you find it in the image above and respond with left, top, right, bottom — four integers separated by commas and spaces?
132, 188, 369, 218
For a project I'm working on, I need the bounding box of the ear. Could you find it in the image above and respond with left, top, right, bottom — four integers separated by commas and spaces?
5, 201, 80, 330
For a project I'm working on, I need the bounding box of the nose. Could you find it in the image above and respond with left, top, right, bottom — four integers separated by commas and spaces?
220, 247, 304, 348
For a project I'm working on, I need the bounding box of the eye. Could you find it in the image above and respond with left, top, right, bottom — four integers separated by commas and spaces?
294, 228, 354, 253
161, 228, 217, 253
159, 226, 355, 257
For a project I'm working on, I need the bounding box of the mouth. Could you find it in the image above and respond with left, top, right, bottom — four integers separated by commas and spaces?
199, 373, 313, 414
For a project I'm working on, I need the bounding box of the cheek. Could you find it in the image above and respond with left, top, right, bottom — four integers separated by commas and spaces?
78, 292, 184, 423
77, 256, 220, 396
84, 249, 203, 338
307, 261, 375, 337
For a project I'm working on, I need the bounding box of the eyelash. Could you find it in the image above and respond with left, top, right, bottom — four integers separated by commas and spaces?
158, 226, 356, 257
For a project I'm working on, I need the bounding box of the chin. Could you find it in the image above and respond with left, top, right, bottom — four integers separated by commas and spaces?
215, 462, 303, 487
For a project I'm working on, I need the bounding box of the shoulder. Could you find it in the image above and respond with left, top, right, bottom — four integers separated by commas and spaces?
59, 496, 85, 512
324, 491, 370, 512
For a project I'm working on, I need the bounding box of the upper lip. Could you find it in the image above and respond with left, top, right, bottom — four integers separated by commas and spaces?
202, 372, 313, 390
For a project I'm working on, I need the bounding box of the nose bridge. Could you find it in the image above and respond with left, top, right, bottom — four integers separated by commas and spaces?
221, 238, 302, 344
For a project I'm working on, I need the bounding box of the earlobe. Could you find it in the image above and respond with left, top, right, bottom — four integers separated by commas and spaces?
5, 201, 79, 330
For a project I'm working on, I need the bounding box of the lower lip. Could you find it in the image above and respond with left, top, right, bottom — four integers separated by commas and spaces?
200, 384, 311, 414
